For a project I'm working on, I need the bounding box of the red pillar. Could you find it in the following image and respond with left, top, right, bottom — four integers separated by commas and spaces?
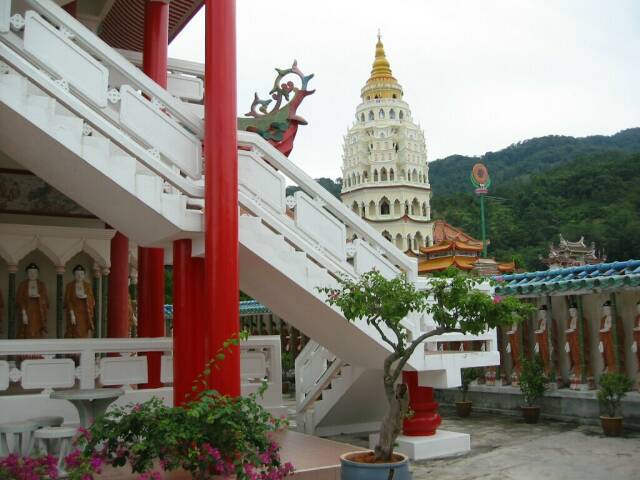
139, 0, 169, 388
402, 371, 442, 436
173, 239, 193, 405
108, 232, 130, 338
204, 0, 240, 396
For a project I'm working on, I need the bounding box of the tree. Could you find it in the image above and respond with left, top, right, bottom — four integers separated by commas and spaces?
321, 269, 534, 462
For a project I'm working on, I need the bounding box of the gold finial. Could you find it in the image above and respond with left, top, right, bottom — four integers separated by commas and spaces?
369, 31, 395, 82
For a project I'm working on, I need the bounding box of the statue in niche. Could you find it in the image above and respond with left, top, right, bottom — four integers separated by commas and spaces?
599, 300, 616, 374
16, 263, 49, 339
506, 321, 521, 385
633, 301, 640, 390
0, 289, 3, 334
565, 303, 582, 389
64, 265, 95, 338
534, 305, 550, 375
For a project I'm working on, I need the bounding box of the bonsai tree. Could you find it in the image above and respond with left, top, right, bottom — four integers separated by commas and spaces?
460, 367, 480, 402
598, 372, 632, 418
519, 355, 547, 407
321, 269, 534, 462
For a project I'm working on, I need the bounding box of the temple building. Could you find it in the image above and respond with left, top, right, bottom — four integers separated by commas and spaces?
340, 34, 432, 252
541, 234, 605, 269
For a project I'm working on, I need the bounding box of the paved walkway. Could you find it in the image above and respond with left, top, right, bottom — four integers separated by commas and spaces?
329, 408, 640, 480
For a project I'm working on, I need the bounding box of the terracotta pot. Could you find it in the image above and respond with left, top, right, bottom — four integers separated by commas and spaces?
521, 405, 540, 424
455, 400, 473, 418
600, 416, 623, 437
340, 450, 410, 480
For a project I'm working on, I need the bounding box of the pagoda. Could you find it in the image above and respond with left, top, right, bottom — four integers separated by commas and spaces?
541, 234, 605, 269
340, 34, 433, 252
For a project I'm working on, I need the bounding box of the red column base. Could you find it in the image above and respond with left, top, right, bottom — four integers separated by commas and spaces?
402, 371, 442, 436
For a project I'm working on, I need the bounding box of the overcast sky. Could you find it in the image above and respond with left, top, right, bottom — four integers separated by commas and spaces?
168, 0, 640, 180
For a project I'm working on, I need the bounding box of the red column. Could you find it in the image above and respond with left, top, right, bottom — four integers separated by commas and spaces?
108, 232, 130, 338
402, 371, 442, 436
139, 0, 169, 388
173, 239, 193, 405
204, 0, 240, 396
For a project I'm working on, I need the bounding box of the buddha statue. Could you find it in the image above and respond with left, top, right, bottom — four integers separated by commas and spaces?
633, 301, 640, 362
534, 305, 550, 374
564, 303, 581, 389
506, 321, 521, 384
16, 263, 49, 339
64, 265, 95, 338
599, 300, 616, 374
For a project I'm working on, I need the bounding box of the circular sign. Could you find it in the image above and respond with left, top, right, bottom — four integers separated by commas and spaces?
472, 163, 489, 186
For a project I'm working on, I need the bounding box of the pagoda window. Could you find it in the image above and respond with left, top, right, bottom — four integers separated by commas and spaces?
399, 110, 404, 120
393, 199, 401, 215
389, 168, 395, 181
352, 201, 359, 214
357, 173, 361, 184
401, 169, 406, 180
425, 236, 431, 247
412, 169, 418, 181
415, 232, 423, 250
368, 201, 376, 217
363, 171, 368, 182
360, 113, 365, 122
382, 231, 392, 242
379, 109, 385, 119
381, 168, 388, 181
374, 169, 379, 182
380, 197, 390, 215
395, 234, 403, 249
392, 94, 397, 99
407, 171, 411, 182
411, 198, 420, 215
406, 234, 412, 251
352, 173, 357, 186
389, 109, 396, 119
368, 111, 374, 121
422, 202, 427, 217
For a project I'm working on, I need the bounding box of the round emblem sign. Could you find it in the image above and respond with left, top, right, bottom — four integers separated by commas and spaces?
472, 163, 489, 186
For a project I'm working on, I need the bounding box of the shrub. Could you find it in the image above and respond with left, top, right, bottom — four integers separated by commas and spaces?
519, 355, 547, 406
460, 368, 480, 402
597, 373, 633, 418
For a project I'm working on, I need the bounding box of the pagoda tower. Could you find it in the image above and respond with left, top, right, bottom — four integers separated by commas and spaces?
341, 34, 433, 252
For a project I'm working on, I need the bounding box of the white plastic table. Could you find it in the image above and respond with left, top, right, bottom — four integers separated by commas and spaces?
50, 388, 124, 428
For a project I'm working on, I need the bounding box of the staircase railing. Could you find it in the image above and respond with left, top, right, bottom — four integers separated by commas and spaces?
0, 0, 204, 195
295, 341, 343, 413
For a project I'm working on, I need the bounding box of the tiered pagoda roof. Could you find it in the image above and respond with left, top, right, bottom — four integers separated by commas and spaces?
541, 234, 605, 268
494, 260, 640, 297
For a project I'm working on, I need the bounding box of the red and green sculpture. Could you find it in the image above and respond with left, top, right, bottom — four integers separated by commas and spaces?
238, 61, 315, 157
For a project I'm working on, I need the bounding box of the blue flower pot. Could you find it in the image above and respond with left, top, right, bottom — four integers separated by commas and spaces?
340, 451, 411, 480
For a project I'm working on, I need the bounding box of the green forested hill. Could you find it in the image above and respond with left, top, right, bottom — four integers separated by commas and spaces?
429, 128, 640, 197
432, 150, 640, 270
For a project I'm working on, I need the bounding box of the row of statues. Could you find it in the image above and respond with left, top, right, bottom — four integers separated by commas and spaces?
1, 263, 95, 339
505, 300, 640, 388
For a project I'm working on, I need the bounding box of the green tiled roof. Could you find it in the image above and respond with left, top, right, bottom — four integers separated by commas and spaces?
494, 260, 640, 297
164, 300, 271, 320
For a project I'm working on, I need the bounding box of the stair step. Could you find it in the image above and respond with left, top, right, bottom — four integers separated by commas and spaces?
135, 173, 163, 212
0, 73, 28, 109
162, 191, 187, 221
24, 94, 56, 128
110, 155, 136, 193
82, 135, 110, 171
50, 114, 83, 154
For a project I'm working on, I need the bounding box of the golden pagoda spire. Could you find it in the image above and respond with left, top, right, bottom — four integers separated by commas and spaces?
368, 31, 396, 83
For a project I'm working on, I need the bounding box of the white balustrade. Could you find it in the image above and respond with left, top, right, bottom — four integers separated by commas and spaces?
295, 341, 341, 412
0, 336, 285, 423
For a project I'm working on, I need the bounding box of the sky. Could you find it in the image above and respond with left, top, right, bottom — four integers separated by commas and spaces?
168, 0, 640, 180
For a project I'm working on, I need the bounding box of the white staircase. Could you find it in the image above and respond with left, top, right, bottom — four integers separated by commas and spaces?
0, 0, 500, 435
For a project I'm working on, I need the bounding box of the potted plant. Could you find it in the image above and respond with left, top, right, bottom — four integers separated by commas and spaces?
62, 335, 295, 480
519, 355, 547, 424
456, 368, 480, 417
321, 270, 533, 478
597, 372, 632, 437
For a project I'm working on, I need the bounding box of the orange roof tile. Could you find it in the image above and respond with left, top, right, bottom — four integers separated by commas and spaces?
420, 240, 482, 254
497, 261, 516, 273
418, 255, 477, 273
433, 220, 484, 246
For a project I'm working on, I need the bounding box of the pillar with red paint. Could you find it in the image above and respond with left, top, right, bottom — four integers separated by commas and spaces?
402, 371, 442, 436
204, 0, 240, 396
108, 232, 130, 338
138, 0, 169, 388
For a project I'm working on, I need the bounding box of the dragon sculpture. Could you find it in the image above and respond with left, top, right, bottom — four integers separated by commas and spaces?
238, 61, 314, 157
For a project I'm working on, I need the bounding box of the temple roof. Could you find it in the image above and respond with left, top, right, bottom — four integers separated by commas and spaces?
493, 260, 640, 297
419, 256, 477, 273
165, 300, 271, 320
433, 220, 484, 247
361, 33, 402, 100
421, 240, 483, 254
367, 33, 397, 84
